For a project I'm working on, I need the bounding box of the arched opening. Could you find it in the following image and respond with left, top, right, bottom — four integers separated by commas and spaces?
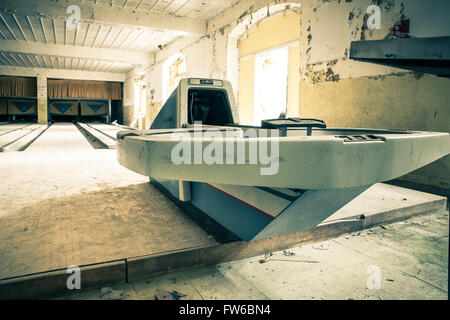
226, 3, 301, 125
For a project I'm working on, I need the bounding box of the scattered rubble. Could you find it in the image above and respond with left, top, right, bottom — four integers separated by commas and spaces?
258, 252, 273, 264
154, 289, 186, 300
259, 251, 318, 263
100, 287, 128, 300
283, 250, 296, 256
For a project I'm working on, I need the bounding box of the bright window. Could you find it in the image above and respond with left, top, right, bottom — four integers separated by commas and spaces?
253, 47, 289, 125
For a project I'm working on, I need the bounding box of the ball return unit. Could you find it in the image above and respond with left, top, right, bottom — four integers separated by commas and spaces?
117, 78, 449, 242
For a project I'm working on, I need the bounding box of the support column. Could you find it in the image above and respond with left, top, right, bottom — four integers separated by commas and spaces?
37, 75, 48, 123
107, 99, 111, 123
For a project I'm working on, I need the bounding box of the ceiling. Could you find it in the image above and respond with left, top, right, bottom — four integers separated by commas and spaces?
94, 0, 238, 19
0, 0, 240, 75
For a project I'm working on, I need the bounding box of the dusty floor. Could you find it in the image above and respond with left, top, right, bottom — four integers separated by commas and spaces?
0, 124, 146, 217
0, 123, 218, 279
59, 210, 449, 300
0, 182, 218, 279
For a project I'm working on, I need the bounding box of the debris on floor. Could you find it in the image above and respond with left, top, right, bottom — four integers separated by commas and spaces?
154, 289, 186, 300
271, 258, 319, 263
258, 251, 318, 264
258, 252, 273, 264
99, 287, 128, 300
283, 250, 295, 256
312, 245, 328, 250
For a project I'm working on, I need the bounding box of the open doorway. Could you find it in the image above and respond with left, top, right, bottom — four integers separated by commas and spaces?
253, 47, 289, 126
235, 10, 301, 125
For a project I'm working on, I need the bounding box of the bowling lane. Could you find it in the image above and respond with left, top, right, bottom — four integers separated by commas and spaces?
85, 123, 123, 139
26, 122, 93, 152
0, 123, 43, 148
0, 122, 33, 137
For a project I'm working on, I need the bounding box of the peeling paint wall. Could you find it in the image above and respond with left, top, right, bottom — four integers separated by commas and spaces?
139, 0, 449, 190
300, 73, 450, 189
298, 0, 450, 190
141, 0, 281, 125
141, 35, 224, 126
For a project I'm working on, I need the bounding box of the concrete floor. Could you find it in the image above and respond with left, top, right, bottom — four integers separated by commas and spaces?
0, 153, 218, 279
58, 209, 448, 300
0, 123, 217, 279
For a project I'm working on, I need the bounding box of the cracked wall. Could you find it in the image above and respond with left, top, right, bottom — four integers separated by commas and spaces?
299, 0, 450, 190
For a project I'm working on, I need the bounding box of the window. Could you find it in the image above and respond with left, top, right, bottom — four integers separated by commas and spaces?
163, 53, 187, 102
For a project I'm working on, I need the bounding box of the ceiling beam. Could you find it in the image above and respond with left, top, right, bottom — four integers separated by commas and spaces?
0, 39, 152, 66
0, 0, 206, 35
0, 64, 126, 82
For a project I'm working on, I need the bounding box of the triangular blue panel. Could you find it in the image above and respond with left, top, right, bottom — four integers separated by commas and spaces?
13, 101, 35, 113
53, 103, 73, 114
87, 104, 104, 113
